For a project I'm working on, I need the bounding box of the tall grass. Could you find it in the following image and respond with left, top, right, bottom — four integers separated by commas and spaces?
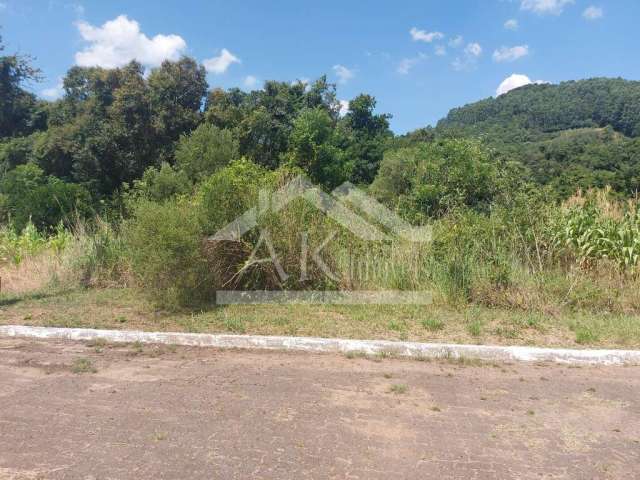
0, 218, 127, 296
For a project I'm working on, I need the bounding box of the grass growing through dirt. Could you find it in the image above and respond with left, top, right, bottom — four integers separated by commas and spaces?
71, 358, 97, 374
388, 384, 408, 394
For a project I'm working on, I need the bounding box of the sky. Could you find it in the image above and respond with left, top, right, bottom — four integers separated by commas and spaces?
1, 0, 639, 133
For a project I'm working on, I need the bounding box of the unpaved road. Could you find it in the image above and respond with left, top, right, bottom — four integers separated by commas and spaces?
0, 338, 638, 479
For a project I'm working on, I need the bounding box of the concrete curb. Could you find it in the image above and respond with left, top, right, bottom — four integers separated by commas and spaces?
1, 325, 639, 366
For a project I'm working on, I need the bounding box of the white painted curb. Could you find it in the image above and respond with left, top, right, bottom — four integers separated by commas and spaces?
1, 325, 639, 366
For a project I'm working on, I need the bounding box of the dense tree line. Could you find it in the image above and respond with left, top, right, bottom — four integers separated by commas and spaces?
0, 37, 391, 230
2, 32, 640, 232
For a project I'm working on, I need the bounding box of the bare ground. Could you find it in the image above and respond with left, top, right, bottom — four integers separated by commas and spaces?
0, 337, 639, 479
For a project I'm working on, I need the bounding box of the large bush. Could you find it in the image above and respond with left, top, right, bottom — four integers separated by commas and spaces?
0, 163, 92, 232
370, 139, 498, 221
124, 198, 212, 307
175, 123, 238, 182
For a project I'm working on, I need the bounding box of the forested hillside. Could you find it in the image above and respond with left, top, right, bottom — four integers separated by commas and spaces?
437, 78, 640, 140
430, 78, 640, 196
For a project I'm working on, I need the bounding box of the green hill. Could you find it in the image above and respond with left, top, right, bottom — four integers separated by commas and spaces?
436, 78, 640, 141
428, 78, 640, 197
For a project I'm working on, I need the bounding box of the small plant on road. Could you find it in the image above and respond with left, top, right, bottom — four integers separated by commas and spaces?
71, 358, 97, 374
389, 384, 408, 394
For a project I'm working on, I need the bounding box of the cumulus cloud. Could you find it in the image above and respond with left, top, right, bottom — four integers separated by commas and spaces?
493, 45, 529, 62
410, 27, 444, 43
434, 45, 447, 56
203, 48, 241, 74
41, 78, 64, 100
338, 100, 350, 117
74, 15, 187, 68
333, 64, 355, 84
243, 75, 258, 89
452, 42, 482, 71
583, 6, 603, 20
465, 43, 482, 57
521, 0, 574, 15
504, 19, 519, 30
496, 73, 547, 96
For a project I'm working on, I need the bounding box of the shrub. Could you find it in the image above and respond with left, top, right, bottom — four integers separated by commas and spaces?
69, 218, 128, 287
371, 139, 498, 221
197, 158, 275, 234
124, 198, 212, 307
175, 123, 238, 182
128, 162, 191, 203
0, 163, 92, 232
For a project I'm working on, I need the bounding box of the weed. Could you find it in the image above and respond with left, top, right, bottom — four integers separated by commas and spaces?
575, 326, 598, 344
388, 384, 408, 394
388, 320, 405, 332
422, 317, 444, 332
467, 319, 483, 337
71, 358, 97, 374
345, 350, 367, 359
224, 317, 246, 333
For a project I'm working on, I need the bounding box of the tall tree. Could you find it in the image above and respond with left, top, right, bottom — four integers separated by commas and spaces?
0, 35, 42, 138
148, 57, 208, 160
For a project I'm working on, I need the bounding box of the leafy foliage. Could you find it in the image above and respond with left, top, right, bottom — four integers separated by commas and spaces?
371, 139, 499, 220
0, 164, 91, 232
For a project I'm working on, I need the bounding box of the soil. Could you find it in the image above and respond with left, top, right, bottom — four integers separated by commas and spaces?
0, 337, 639, 479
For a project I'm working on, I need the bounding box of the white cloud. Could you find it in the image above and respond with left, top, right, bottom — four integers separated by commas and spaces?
448, 35, 464, 48
504, 19, 519, 30
496, 73, 548, 96
333, 64, 355, 84
74, 15, 187, 68
493, 45, 529, 62
583, 6, 603, 20
41, 78, 64, 100
434, 45, 447, 56
521, 0, 574, 15
338, 100, 349, 117
410, 27, 444, 43
452, 42, 483, 71
397, 53, 427, 75
203, 48, 241, 74
465, 43, 482, 57
243, 75, 258, 89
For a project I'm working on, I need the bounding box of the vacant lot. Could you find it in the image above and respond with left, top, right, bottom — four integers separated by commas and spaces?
0, 337, 638, 479
2, 287, 640, 349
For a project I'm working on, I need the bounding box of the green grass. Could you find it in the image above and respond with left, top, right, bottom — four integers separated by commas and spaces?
1, 286, 640, 349
388, 384, 408, 394
71, 358, 97, 374
422, 317, 444, 332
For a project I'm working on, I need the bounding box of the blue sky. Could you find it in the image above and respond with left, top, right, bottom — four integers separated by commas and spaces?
1, 0, 639, 133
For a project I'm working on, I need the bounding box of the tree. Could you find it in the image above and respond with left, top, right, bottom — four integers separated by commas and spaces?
284, 107, 350, 188
0, 163, 91, 231
175, 123, 238, 182
0, 35, 42, 138
371, 139, 498, 221
337, 94, 392, 184
148, 57, 208, 159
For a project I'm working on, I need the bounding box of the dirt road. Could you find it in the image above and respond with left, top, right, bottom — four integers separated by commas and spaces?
0, 337, 638, 479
